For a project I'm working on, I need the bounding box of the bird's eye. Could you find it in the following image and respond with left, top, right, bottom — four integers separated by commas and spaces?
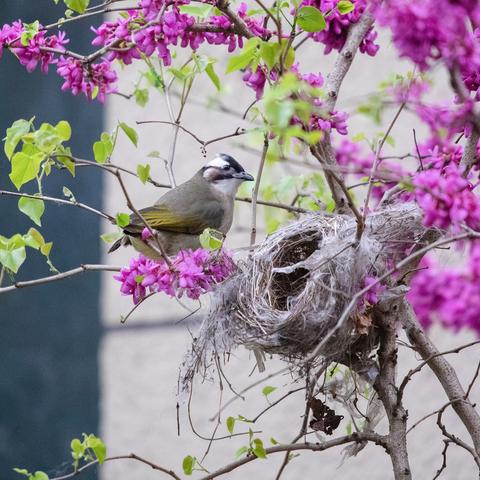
222, 165, 230, 170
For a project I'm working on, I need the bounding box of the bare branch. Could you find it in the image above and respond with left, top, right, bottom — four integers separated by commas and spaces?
198, 433, 387, 480
402, 302, 480, 456
50, 453, 181, 480
0, 189, 114, 222
324, 11, 376, 112
432, 440, 450, 480
398, 339, 480, 404
363, 102, 406, 219
374, 303, 412, 480
250, 135, 269, 246
0, 264, 121, 295
436, 404, 480, 469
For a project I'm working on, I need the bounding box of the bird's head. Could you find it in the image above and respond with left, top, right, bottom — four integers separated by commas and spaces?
201, 154, 254, 197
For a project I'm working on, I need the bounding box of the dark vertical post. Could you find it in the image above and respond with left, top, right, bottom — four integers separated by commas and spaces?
0, 2, 102, 478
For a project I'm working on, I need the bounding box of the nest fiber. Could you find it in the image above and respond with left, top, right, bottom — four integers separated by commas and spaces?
182, 203, 426, 385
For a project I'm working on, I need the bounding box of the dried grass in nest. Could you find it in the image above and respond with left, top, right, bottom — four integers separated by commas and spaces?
181, 203, 426, 390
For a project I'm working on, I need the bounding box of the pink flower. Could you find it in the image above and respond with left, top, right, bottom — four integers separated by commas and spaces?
413, 164, 480, 230
114, 249, 236, 304
409, 246, 480, 336
298, 0, 379, 56
1, 20, 69, 73
56, 57, 117, 102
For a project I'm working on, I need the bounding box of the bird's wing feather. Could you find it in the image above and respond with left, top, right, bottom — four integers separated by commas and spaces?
125, 202, 222, 235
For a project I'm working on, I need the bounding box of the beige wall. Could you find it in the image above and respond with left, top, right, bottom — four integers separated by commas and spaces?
99, 32, 479, 479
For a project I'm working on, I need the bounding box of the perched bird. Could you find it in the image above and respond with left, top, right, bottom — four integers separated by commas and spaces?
109, 153, 254, 258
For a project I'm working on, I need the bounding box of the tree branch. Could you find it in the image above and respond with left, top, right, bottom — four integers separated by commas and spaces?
401, 302, 480, 456
0, 264, 121, 295
374, 302, 412, 480
50, 453, 181, 480
250, 135, 269, 246
0, 189, 114, 222
198, 433, 387, 480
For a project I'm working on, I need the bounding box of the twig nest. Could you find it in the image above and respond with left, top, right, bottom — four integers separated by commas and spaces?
182, 203, 426, 387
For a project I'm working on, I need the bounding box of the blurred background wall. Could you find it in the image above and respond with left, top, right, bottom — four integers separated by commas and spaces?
0, 2, 102, 478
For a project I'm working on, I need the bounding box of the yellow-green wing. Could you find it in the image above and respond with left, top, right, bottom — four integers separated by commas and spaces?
125, 204, 214, 235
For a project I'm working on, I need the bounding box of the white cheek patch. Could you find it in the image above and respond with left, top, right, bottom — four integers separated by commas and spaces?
206, 156, 230, 169
211, 178, 243, 197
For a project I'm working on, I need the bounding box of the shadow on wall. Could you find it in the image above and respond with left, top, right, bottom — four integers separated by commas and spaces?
0, 2, 103, 478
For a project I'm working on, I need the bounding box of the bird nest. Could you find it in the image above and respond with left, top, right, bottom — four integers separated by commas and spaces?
181, 203, 427, 389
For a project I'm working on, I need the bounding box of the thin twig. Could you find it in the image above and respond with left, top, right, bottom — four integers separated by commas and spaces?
397, 340, 480, 404
250, 135, 269, 246
198, 433, 387, 480
363, 102, 406, 220
0, 189, 114, 222
0, 264, 121, 295
50, 453, 181, 480
432, 440, 450, 480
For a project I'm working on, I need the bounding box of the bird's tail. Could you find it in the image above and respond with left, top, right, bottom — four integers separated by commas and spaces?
108, 235, 130, 253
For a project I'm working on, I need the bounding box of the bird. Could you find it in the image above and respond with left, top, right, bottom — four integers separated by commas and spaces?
108, 153, 254, 258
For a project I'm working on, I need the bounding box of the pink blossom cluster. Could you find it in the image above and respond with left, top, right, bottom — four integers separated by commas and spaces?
56, 57, 117, 102
377, 0, 480, 97
298, 0, 379, 56
293, 65, 349, 136
0, 20, 68, 73
417, 138, 464, 171
408, 246, 480, 336
413, 164, 480, 230
242, 67, 277, 100
114, 249, 236, 304
91, 1, 269, 68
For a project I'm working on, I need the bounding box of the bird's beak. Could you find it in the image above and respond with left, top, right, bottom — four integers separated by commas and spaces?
232, 171, 254, 181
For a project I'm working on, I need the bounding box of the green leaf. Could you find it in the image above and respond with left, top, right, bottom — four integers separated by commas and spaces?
62, 186, 76, 201
262, 386, 276, 397
32, 472, 49, 480
0, 245, 26, 274
119, 122, 138, 147
226, 416, 235, 434
270, 437, 279, 445
260, 42, 280, 70
137, 163, 151, 184
199, 228, 224, 251
55, 120, 71, 141
9, 151, 43, 190
4, 119, 32, 160
179, 4, 213, 18
337, 0, 355, 14
101, 232, 123, 244
252, 438, 267, 459
235, 446, 249, 458
64, 0, 90, 13
18, 197, 45, 226
87, 436, 106, 464
93, 141, 107, 164
147, 150, 162, 158
135, 88, 149, 107
20, 21, 40, 46
13, 468, 30, 477
226, 38, 260, 73
205, 63, 221, 91
297, 6, 326, 32
116, 213, 130, 228
182, 455, 195, 475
